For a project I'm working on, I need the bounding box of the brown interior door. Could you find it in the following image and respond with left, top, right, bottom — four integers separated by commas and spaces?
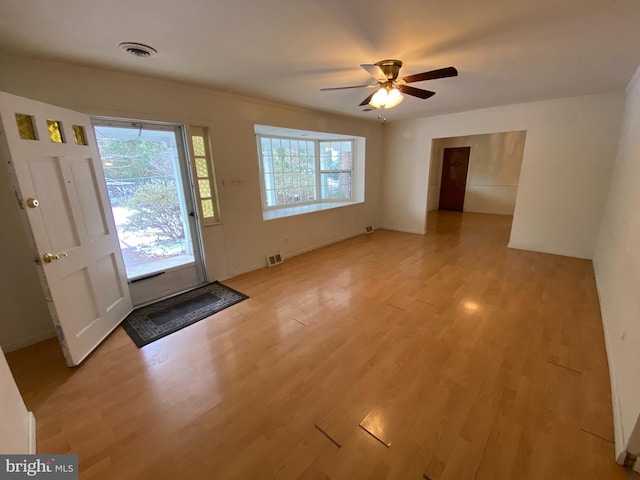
438, 146, 471, 211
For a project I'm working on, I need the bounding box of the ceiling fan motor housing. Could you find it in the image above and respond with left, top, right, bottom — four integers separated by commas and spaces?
375, 59, 403, 80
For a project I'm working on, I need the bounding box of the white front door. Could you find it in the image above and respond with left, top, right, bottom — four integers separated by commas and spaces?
0, 92, 133, 366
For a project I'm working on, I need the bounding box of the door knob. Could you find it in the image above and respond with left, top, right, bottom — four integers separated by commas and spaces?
42, 252, 68, 263
26, 198, 39, 208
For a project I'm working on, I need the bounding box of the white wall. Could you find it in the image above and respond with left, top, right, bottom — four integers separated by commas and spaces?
594, 66, 640, 464
0, 54, 383, 351
0, 348, 34, 453
428, 131, 526, 215
382, 94, 625, 258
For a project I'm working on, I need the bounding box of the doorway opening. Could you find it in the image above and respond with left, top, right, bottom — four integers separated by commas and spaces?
93, 119, 206, 306
426, 130, 527, 235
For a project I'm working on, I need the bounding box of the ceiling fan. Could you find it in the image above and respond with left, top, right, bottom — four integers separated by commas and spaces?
321, 60, 458, 110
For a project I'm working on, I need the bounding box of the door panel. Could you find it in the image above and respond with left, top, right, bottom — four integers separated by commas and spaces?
0, 91, 132, 366
95, 253, 126, 311
439, 146, 471, 211
28, 157, 81, 251
70, 158, 109, 240
59, 268, 100, 334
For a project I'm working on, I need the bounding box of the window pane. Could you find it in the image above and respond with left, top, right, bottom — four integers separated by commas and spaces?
195, 157, 209, 178
339, 142, 352, 170
201, 199, 214, 218
306, 187, 316, 201
262, 154, 273, 176
334, 141, 351, 153
321, 172, 351, 200
95, 124, 195, 280
265, 188, 276, 207
320, 141, 352, 170
47, 120, 64, 143
320, 145, 332, 170
72, 125, 88, 146
259, 136, 317, 207
15, 114, 37, 140
198, 179, 211, 198
260, 137, 270, 155
192, 135, 206, 156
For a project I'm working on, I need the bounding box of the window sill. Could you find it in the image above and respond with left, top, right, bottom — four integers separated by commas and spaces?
263, 201, 363, 221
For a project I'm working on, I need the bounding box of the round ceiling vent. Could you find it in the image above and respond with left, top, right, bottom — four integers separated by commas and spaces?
119, 42, 158, 58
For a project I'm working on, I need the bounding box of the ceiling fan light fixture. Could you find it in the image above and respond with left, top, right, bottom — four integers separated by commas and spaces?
369, 86, 403, 109
386, 88, 404, 108
369, 87, 388, 108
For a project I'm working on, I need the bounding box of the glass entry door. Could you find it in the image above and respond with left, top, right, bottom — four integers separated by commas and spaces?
93, 119, 206, 306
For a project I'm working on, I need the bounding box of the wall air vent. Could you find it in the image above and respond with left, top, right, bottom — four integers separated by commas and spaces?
266, 253, 283, 267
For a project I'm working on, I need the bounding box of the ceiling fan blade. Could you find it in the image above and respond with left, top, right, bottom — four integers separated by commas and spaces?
401, 66, 458, 84
320, 83, 376, 91
360, 63, 387, 82
398, 85, 436, 99
359, 91, 377, 107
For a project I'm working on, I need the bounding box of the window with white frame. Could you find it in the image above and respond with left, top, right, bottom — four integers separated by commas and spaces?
255, 126, 364, 218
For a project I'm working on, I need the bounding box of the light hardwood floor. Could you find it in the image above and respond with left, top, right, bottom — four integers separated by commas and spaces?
6, 211, 630, 479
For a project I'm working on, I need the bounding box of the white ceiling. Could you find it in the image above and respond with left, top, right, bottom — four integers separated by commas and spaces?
1, 0, 639, 121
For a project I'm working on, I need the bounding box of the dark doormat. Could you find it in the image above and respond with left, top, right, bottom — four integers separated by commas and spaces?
121, 281, 249, 347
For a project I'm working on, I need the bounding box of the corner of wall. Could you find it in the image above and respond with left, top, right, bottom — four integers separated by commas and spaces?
28, 412, 36, 454
591, 62, 640, 464
592, 256, 627, 463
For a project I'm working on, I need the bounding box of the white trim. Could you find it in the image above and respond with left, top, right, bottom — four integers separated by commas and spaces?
262, 200, 363, 220
27, 412, 36, 454
229, 230, 366, 277
230, 261, 269, 277
380, 225, 426, 235
281, 230, 364, 261
507, 242, 593, 260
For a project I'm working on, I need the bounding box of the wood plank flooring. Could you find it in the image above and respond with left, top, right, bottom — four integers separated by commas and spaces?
5, 211, 629, 479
